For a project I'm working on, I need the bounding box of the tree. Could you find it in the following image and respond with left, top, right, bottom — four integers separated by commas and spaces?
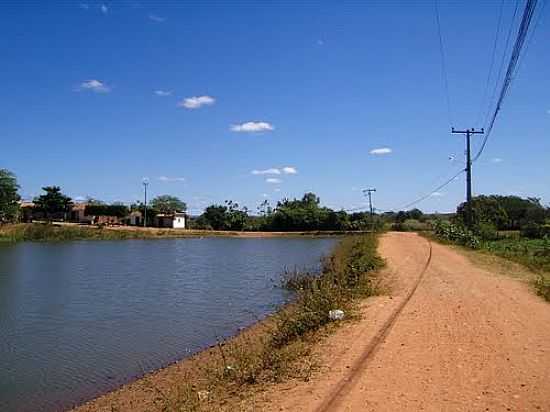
150, 195, 187, 214
199, 201, 249, 231
455, 196, 507, 229
0, 169, 21, 223
33, 186, 72, 221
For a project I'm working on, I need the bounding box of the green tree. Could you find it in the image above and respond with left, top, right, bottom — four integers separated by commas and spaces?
33, 186, 72, 221
0, 169, 21, 223
200, 201, 249, 231
456, 196, 508, 229
150, 195, 187, 214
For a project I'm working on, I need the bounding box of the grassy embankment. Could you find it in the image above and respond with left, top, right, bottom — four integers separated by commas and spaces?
149, 234, 383, 411
429, 223, 550, 301
0, 223, 363, 243
0, 223, 163, 242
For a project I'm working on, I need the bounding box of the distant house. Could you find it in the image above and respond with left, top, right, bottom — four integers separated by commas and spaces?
123, 211, 143, 226
154, 212, 187, 229
19, 201, 36, 222
68, 203, 127, 226
68, 203, 94, 224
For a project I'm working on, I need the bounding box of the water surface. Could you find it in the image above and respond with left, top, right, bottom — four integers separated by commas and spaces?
0, 237, 336, 411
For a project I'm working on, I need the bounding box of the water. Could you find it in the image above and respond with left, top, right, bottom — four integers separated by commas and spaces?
0, 237, 336, 412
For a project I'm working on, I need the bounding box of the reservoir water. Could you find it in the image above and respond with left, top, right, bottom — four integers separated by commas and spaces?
0, 237, 336, 411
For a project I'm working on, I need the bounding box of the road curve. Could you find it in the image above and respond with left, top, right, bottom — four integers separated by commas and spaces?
264, 232, 550, 411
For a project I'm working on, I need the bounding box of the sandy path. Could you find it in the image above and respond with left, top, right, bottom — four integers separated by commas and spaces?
262, 232, 550, 412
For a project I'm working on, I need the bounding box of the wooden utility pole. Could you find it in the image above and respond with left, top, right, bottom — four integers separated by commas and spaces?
451, 127, 484, 225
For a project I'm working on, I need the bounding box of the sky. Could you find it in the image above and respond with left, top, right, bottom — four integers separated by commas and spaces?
1, 1, 549, 215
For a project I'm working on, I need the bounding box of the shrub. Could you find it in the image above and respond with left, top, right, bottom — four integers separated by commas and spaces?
521, 222, 543, 239
271, 235, 383, 347
475, 222, 499, 241
432, 220, 480, 249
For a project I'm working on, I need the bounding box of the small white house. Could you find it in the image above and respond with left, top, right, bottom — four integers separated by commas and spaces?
155, 212, 186, 229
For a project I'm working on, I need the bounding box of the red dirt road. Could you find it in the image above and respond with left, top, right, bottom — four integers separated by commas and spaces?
263, 232, 550, 412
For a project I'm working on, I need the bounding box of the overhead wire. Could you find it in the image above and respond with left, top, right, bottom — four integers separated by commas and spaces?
474, 0, 540, 162
482, 0, 520, 129
395, 168, 465, 211
435, 0, 453, 127
475, 0, 505, 126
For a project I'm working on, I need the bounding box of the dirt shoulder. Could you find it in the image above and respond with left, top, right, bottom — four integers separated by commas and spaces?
254, 232, 550, 411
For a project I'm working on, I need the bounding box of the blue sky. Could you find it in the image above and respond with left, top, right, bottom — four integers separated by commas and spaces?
1, 1, 548, 214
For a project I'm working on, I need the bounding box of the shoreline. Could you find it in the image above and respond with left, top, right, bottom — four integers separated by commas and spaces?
70, 234, 383, 411
70, 310, 278, 412
0, 223, 369, 243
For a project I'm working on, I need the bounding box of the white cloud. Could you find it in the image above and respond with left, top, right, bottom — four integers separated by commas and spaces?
100, 4, 108, 14
230, 121, 274, 133
430, 192, 445, 197
491, 157, 504, 163
74, 195, 86, 202
77, 79, 110, 93
274, 188, 281, 192
266, 178, 282, 184
252, 168, 281, 175
154, 90, 172, 96
178, 95, 215, 109
149, 14, 165, 22
251, 166, 297, 176
369, 147, 392, 155
262, 193, 269, 198
158, 176, 185, 182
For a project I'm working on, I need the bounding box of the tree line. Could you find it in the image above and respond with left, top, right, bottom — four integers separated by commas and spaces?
0, 169, 187, 224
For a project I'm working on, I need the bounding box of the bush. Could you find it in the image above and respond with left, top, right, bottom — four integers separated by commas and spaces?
475, 222, 500, 241
271, 235, 384, 347
521, 222, 544, 239
432, 220, 480, 249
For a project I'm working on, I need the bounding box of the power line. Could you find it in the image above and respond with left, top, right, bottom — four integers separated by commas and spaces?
475, 0, 505, 126
474, 0, 539, 162
397, 168, 465, 211
482, 0, 520, 129
434, 0, 453, 126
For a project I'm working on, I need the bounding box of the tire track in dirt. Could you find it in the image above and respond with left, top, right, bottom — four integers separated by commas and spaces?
315, 237, 433, 412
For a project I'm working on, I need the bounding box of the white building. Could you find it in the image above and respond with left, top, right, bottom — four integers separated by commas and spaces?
155, 212, 186, 229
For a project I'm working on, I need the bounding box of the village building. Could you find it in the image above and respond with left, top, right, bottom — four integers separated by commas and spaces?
123, 211, 143, 226
68, 203, 94, 224
154, 212, 187, 229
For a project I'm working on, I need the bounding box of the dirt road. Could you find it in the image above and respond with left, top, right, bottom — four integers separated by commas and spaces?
262, 232, 550, 411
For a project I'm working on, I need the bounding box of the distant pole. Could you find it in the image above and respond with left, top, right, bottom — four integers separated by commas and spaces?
362, 188, 377, 232
451, 127, 484, 225
143, 180, 149, 227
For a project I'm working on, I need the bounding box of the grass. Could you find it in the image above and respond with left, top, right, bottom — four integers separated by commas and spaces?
156, 234, 384, 411
0, 223, 158, 242
0, 223, 363, 244
428, 227, 550, 302
482, 237, 550, 301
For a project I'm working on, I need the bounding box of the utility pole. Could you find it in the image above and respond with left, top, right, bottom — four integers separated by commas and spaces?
451, 127, 484, 225
362, 188, 376, 232
142, 179, 149, 227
